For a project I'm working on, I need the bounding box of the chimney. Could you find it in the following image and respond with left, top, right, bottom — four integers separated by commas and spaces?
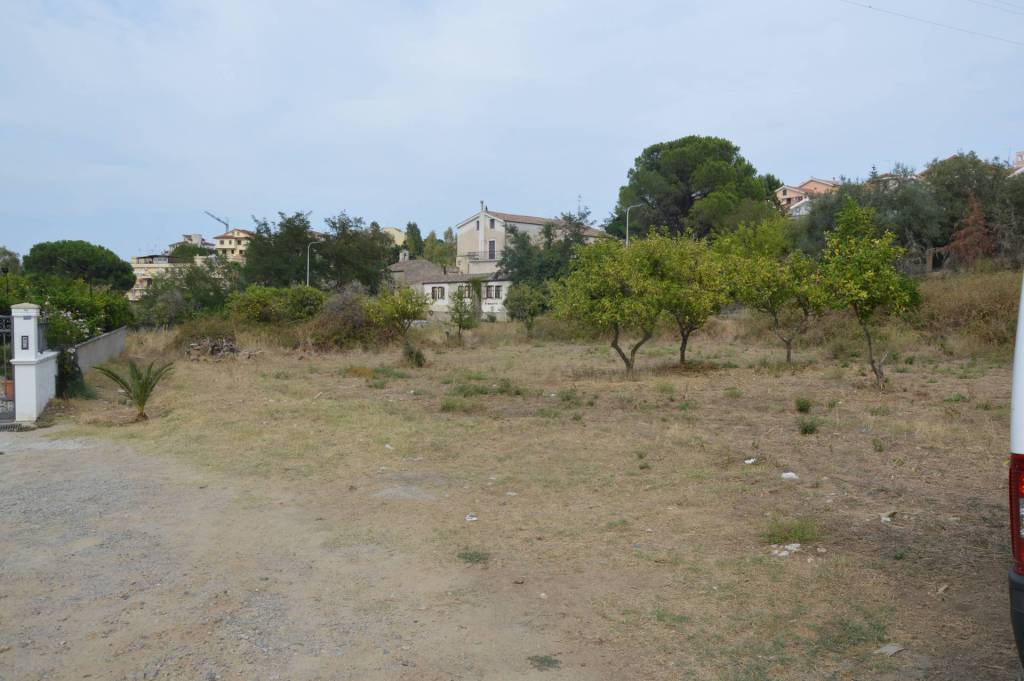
480, 200, 485, 213
399, 249, 409, 262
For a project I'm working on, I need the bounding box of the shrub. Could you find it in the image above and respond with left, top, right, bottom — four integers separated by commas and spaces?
402, 340, 426, 368
226, 285, 326, 324
795, 397, 812, 413
309, 285, 380, 349
1, 274, 132, 344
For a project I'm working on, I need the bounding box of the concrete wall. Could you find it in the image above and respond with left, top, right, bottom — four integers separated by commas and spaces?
76, 327, 127, 372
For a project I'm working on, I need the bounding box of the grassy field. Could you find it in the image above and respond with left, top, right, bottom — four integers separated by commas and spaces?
52, 310, 1015, 680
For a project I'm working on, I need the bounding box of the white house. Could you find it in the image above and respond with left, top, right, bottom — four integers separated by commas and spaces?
420, 271, 512, 321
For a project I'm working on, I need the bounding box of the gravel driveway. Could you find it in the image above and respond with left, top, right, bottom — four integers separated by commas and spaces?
0, 429, 588, 681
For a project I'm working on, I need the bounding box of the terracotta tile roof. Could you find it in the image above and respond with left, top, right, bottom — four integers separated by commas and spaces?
488, 212, 606, 239
489, 211, 559, 227
213, 229, 256, 240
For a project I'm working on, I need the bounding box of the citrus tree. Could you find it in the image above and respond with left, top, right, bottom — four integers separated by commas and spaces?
715, 219, 824, 363
819, 200, 919, 387
550, 239, 661, 375
367, 287, 429, 339
636, 234, 729, 365
503, 283, 547, 337
448, 286, 479, 340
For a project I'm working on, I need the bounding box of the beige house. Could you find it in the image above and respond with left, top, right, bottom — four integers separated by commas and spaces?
213, 228, 255, 262
386, 203, 603, 321
774, 185, 809, 211
454, 202, 605, 275
774, 177, 839, 215
127, 254, 188, 302
382, 227, 406, 246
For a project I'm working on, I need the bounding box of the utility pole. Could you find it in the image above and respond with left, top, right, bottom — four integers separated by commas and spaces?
306, 241, 323, 287
624, 204, 643, 246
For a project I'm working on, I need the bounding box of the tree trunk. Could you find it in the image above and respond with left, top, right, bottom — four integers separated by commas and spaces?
859, 318, 885, 388
610, 324, 633, 375
631, 329, 654, 371
678, 328, 691, 365
785, 338, 793, 364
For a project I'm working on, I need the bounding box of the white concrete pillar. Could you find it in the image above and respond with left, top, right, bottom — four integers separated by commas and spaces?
11, 303, 41, 361
10, 303, 58, 423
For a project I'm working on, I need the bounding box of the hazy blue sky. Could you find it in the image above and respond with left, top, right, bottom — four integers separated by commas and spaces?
2, 0, 1020, 258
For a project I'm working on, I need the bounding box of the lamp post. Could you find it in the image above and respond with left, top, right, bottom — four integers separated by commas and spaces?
306, 241, 323, 287
624, 203, 643, 246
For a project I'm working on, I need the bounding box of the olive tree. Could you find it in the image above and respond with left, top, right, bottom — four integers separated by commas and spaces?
636, 234, 729, 365
819, 200, 919, 387
550, 239, 661, 375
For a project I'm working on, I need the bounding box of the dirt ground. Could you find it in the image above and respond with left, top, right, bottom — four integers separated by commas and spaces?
1, 325, 1018, 680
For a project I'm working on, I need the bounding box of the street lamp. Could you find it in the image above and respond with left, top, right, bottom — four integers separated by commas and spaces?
306, 241, 323, 287
624, 203, 643, 246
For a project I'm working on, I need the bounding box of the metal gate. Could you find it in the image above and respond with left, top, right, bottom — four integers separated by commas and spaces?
0, 314, 13, 422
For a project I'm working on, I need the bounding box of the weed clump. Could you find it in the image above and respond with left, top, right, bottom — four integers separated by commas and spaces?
798, 416, 820, 435
457, 550, 490, 564
765, 516, 820, 544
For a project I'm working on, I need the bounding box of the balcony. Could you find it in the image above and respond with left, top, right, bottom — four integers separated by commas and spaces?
464, 249, 503, 262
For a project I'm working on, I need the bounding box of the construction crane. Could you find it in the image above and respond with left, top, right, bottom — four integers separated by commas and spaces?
203, 211, 230, 230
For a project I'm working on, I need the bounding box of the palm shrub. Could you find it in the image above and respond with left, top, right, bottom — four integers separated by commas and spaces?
95, 360, 174, 421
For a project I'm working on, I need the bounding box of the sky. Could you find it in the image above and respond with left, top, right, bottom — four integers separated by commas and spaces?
1, 0, 1021, 259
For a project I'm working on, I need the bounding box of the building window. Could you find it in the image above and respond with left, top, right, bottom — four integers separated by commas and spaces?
782, 189, 787, 196
486, 285, 503, 299
488, 240, 496, 259
431, 286, 445, 300
476, 220, 479, 231
489, 218, 495, 230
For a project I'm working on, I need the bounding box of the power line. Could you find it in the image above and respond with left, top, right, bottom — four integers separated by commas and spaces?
986, 0, 1024, 11
963, 0, 1024, 16
837, 0, 1024, 47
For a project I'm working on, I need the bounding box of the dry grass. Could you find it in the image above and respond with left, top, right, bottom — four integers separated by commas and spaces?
56, 318, 1015, 680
